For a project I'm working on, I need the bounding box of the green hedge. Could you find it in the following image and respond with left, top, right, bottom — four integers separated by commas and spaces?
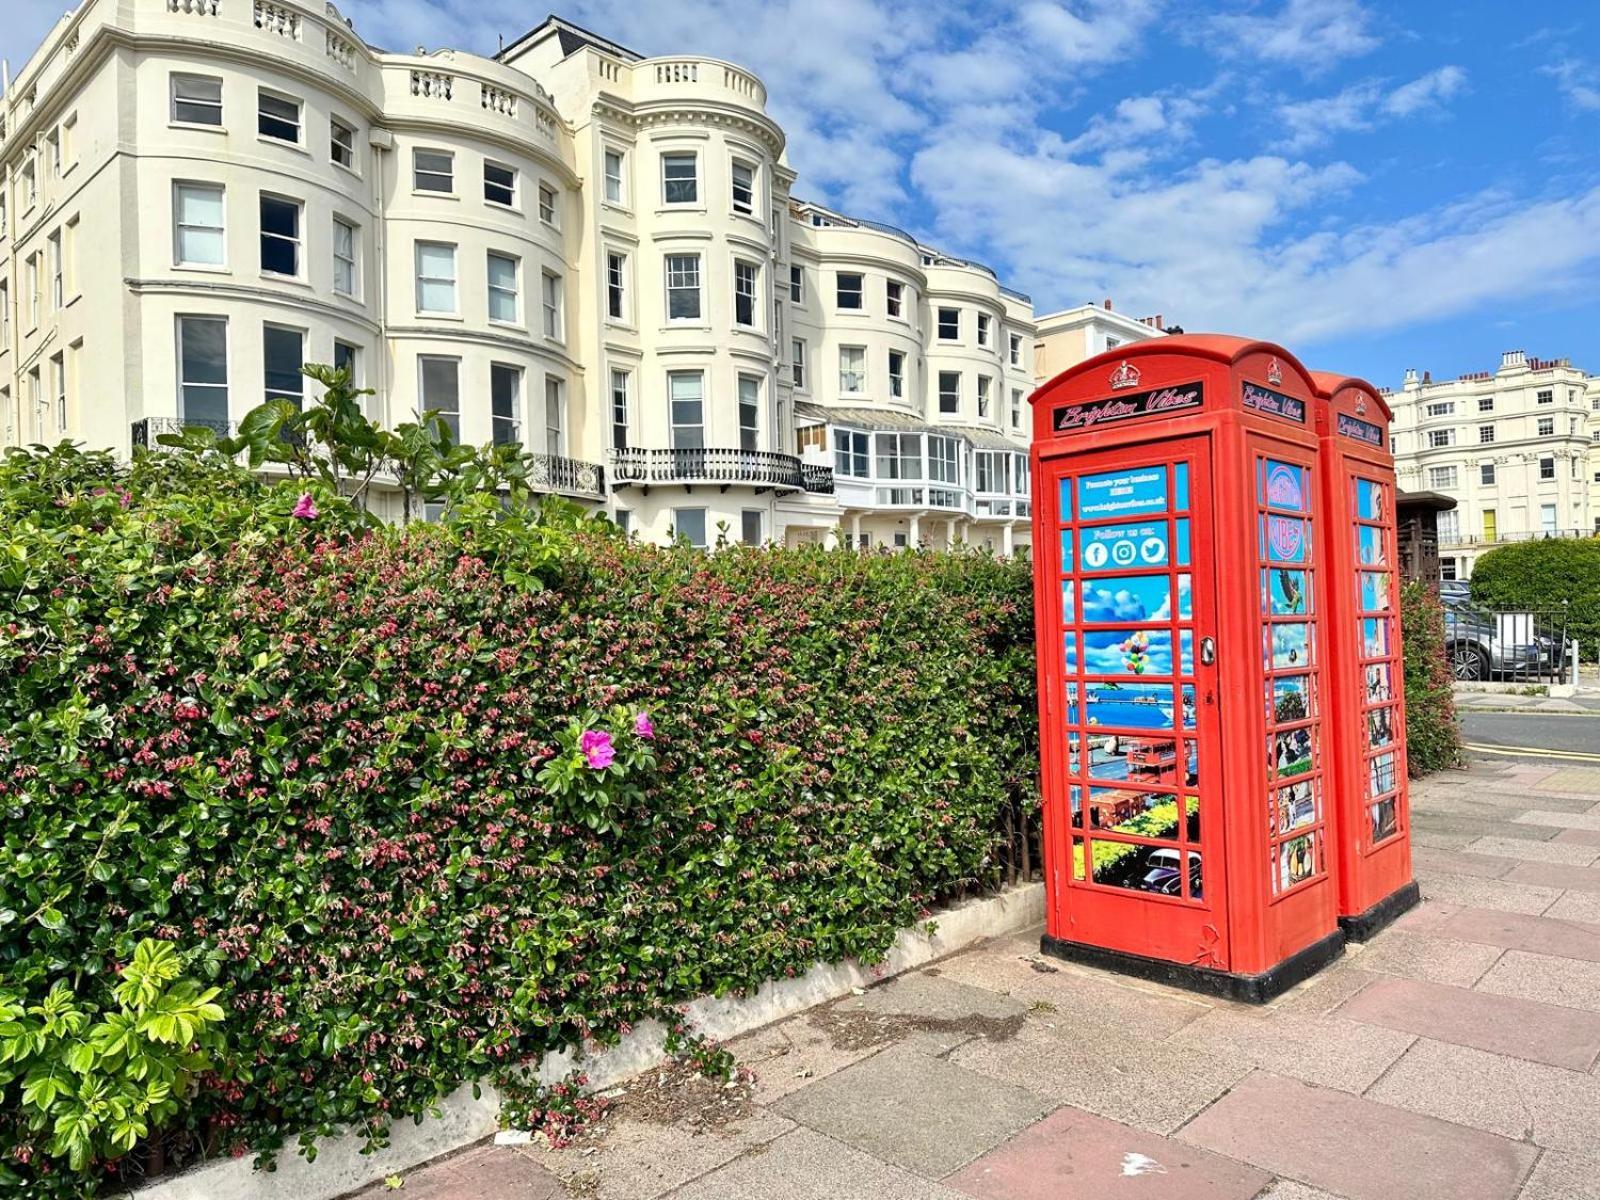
0, 447, 1036, 1194
1400, 581, 1463, 776
1470, 537, 1600, 662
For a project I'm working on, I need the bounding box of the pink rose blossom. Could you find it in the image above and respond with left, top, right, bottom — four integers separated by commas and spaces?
292, 493, 319, 520
634, 713, 655, 740
579, 729, 615, 770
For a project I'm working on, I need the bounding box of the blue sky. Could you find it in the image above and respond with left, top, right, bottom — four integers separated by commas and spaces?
5, 0, 1597, 386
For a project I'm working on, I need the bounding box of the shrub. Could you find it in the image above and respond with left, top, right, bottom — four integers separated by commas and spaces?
0, 445, 1037, 1194
1470, 537, 1600, 662
1400, 581, 1462, 776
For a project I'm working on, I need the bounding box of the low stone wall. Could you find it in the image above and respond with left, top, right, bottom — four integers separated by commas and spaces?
126, 883, 1046, 1200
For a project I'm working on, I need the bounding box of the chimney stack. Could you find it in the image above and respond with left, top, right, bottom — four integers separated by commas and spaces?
1103, 298, 1113, 311
1500, 350, 1527, 370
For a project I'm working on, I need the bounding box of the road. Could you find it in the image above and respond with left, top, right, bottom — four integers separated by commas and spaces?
1460, 709, 1600, 763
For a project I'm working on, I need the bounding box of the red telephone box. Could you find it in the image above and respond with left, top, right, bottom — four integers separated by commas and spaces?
1311, 371, 1418, 938
1029, 335, 1345, 1002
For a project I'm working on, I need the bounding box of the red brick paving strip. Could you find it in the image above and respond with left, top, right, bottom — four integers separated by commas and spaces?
1432, 906, 1600, 962
1177, 1072, 1537, 1200
946, 1106, 1270, 1200
1335, 976, 1600, 1070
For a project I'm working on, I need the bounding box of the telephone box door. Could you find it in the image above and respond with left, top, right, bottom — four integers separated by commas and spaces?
1039, 436, 1230, 970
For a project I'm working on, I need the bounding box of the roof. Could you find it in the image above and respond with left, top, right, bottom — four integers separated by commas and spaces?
795, 403, 1026, 450
496, 14, 642, 64
1396, 490, 1458, 512
1034, 332, 1318, 401
1309, 370, 1394, 422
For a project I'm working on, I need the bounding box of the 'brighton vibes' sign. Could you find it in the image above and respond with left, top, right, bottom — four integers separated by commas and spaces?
1241, 382, 1306, 424
1053, 382, 1204, 434
1337, 413, 1384, 446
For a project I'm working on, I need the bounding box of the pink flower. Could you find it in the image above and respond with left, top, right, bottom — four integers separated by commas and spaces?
292, 493, 319, 520
579, 729, 615, 770
634, 713, 655, 740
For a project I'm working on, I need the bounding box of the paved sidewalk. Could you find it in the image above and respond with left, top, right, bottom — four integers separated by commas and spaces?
358, 758, 1600, 1200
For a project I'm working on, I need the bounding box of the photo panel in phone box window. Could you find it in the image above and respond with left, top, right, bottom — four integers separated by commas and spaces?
1080, 575, 1173, 624
1081, 681, 1178, 731
1360, 571, 1390, 613
1266, 622, 1312, 670
1260, 460, 1309, 513
1262, 567, 1309, 615
1080, 522, 1170, 573
1084, 629, 1174, 677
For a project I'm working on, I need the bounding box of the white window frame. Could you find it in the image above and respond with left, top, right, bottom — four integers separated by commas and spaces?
606, 251, 628, 322
665, 253, 702, 322
414, 241, 458, 314
938, 308, 959, 341
977, 374, 992, 418
174, 182, 226, 268
1008, 333, 1022, 367
886, 279, 904, 318
839, 346, 866, 394
610, 368, 630, 451
50, 351, 66, 431
257, 89, 302, 145
669, 370, 705, 450
835, 428, 869, 478
791, 338, 806, 390
789, 264, 803, 304
263, 323, 306, 408
258, 192, 302, 278
413, 148, 455, 194
672, 507, 708, 549
545, 376, 567, 456
603, 147, 626, 205
938, 371, 960, 414
490, 362, 522, 446
836, 272, 863, 310
330, 116, 357, 171
738, 374, 761, 451
538, 182, 558, 225
171, 74, 223, 126
661, 151, 699, 205
418, 355, 461, 439
332, 217, 358, 297
976, 312, 992, 348
741, 509, 764, 546
888, 349, 905, 399
733, 258, 759, 328
731, 159, 756, 215
541, 271, 564, 340
484, 161, 517, 208
487, 252, 520, 325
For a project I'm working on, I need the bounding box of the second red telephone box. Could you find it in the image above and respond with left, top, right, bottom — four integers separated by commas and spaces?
1312, 372, 1418, 939
1030, 335, 1345, 1002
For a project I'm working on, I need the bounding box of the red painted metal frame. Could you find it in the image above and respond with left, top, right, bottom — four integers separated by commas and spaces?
1030, 335, 1341, 983
1312, 372, 1415, 928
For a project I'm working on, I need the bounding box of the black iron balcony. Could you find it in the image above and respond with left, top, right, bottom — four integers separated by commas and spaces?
131, 416, 236, 448
609, 447, 818, 494
801, 462, 835, 495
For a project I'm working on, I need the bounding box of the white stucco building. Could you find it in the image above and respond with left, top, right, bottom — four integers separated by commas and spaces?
1388, 350, 1600, 579
1032, 299, 1169, 383
0, 5, 1039, 551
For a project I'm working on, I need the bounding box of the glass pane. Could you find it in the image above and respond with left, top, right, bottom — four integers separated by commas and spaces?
1071, 836, 1086, 881
1274, 780, 1316, 836
1084, 629, 1173, 677
1369, 752, 1397, 797
1080, 521, 1169, 571
1058, 477, 1073, 520
1077, 466, 1167, 520
1080, 575, 1171, 624
1091, 839, 1188, 894
180, 318, 227, 384
1272, 726, 1314, 778
1069, 785, 1083, 829
1177, 574, 1192, 620
1060, 529, 1074, 572
1371, 797, 1399, 843
1064, 682, 1079, 725
1265, 515, 1308, 563
1357, 479, 1384, 521
1263, 460, 1309, 512
1277, 834, 1316, 890
1063, 635, 1078, 673
1266, 568, 1308, 615
1185, 851, 1203, 901
1082, 681, 1176, 730
1365, 662, 1393, 703
1362, 617, 1390, 657
1268, 622, 1311, 670
418, 279, 454, 311
1270, 675, 1312, 723
1358, 525, 1386, 565
1087, 733, 1182, 788
1060, 580, 1075, 623
1178, 629, 1193, 676
1360, 571, 1390, 613
1181, 685, 1197, 730
1174, 462, 1190, 511
1175, 519, 1191, 566
1368, 706, 1395, 749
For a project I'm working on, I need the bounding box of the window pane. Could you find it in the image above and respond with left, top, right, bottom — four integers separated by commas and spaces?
414, 150, 454, 191
485, 162, 516, 205
420, 357, 460, 437
173, 75, 222, 124
263, 325, 304, 406
663, 153, 697, 203
258, 92, 299, 141
259, 196, 298, 275
673, 508, 707, 547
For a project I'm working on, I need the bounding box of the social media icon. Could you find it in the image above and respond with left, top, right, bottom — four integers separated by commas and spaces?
1111, 540, 1137, 566
1084, 542, 1109, 568
1140, 537, 1166, 563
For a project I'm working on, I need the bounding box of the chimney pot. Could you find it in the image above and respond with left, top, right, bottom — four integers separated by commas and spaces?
1103, 298, 1113, 310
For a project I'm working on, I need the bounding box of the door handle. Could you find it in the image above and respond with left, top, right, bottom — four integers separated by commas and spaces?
1200, 637, 1216, 666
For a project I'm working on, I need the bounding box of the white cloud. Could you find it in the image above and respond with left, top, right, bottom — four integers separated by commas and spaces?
1275, 66, 1467, 150
1381, 65, 1467, 116
1542, 58, 1600, 111
1203, 0, 1380, 71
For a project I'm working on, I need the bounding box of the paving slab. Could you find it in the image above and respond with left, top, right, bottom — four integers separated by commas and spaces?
948, 1015, 1248, 1135
1474, 949, 1600, 1014
728, 1016, 884, 1106
1176, 1071, 1537, 1200
1554, 827, 1600, 847
1345, 930, 1503, 988
1460, 835, 1600, 865
1541, 890, 1600, 927
928, 944, 1213, 1039
1515, 810, 1600, 833
1415, 872, 1564, 915
1535, 767, 1600, 795
837, 969, 1031, 1022
521, 1111, 794, 1200
945, 1105, 1270, 1200
1517, 1148, 1600, 1200
1268, 964, 1382, 1018
1365, 1038, 1600, 1155
349, 1144, 568, 1200
1503, 860, 1600, 893
1410, 846, 1516, 879
666, 1126, 972, 1200
1414, 816, 1558, 846
772, 1043, 1051, 1178
1334, 975, 1600, 1069
1254, 1184, 1348, 1200
1434, 906, 1600, 963
1389, 899, 1458, 932
1167, 1006, 1414, 1094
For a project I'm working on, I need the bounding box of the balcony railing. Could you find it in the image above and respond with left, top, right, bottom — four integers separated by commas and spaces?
1439, 528, 1597, 548
526, 453, 605, 499
610, 447, 828, 494
131, 416, 236, 447
801, 463, 835, 495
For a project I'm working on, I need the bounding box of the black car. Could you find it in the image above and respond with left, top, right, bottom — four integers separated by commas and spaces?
1439, 585, 1559, 680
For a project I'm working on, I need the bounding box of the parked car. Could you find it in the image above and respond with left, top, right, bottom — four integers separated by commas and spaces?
1439, 588, 1559, 680
1141, 848, 1203, 899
